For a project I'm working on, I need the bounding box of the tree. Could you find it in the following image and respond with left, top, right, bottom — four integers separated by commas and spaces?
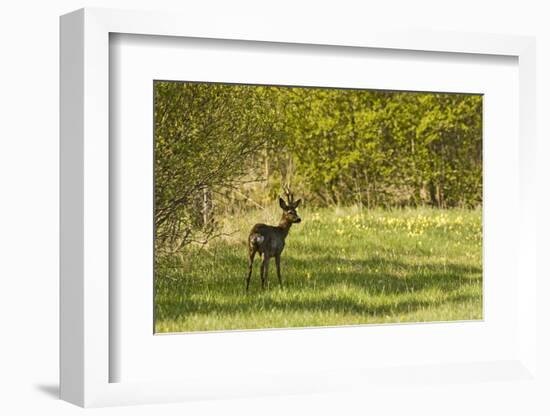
154, 82, 273, 253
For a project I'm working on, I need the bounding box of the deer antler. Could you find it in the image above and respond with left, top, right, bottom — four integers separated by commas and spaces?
282, 183, 294, 205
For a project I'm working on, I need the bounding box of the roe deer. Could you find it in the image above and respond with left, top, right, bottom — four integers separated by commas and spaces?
246, 185, 302, 291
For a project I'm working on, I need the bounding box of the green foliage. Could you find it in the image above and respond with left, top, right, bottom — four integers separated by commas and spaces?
154, 82, 275, 252
154, 82, 482, 252
155, 207, 482, 332
280, 89, 482, 208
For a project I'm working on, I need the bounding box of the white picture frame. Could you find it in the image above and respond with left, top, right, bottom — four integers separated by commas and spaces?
60, 7, 538, 408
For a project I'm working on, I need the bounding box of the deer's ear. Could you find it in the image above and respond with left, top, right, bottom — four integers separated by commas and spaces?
279, 197, 288, 210
294, 199, 301, 208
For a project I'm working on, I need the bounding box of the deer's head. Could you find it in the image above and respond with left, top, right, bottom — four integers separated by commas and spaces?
279, 185, 302, 224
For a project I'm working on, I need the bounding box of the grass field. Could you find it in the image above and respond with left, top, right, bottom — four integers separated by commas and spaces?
154, 206, 482, 333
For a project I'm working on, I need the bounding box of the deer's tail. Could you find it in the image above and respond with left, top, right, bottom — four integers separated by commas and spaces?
249, 233, 265, 247
249, 234, 265, 256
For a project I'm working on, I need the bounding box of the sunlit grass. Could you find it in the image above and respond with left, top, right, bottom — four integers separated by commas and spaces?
155, 206, 482, 332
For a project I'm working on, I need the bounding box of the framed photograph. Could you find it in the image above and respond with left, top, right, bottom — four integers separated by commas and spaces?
60, 8, 539, 408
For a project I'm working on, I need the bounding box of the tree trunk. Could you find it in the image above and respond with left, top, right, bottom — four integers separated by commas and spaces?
202, 185, 213, 226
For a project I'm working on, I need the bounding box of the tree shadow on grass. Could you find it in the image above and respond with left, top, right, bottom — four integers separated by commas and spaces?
156, 288, 480, 328
283, 255, 481, 294
155, 251, 482, 326
158, 251, 481, 296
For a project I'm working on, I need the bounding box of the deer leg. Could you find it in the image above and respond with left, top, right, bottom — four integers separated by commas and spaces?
246, 250, 256, 292
275, 255, 283, 288
261, 256, 270, 290
260, 257, 265, 289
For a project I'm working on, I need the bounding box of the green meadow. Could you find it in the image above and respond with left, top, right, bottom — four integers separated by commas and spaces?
154, 206, 482, 333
